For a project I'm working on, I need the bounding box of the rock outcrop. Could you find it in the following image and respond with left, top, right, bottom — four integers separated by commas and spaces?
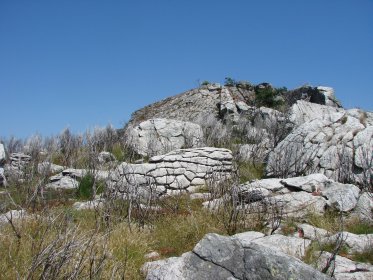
4, 152, 32, 179
204, 174, 364, 217
285, 86, 342, 108
125, 118, 204, 156
143, 232, 331, 280
0, 143, 5, 186
46, 168, 110, 189
108, 147, 233, 198
0, 143, 5, 165
267, 101, 373, 186
127, 84, 250, 127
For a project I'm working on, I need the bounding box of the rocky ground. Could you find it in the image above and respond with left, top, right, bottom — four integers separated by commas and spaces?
0, 82, 372, 279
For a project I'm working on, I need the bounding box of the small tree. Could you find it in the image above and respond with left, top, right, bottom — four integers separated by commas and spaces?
224, 77, 237, 87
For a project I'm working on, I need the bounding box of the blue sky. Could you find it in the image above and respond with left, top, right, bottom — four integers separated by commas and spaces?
1, 0, 372, 138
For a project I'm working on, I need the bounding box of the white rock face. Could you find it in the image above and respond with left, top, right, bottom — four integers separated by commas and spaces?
205, 175, 363, 219
239, 178, 288, 194
322, 182, 360, 212
270, 191, 327, 217
108, 147, 233, 198
322, 232, 373, 254
46, 174, 79, 189
267, 102, 373, 185
280, 173, 330, 193
0, 210, 27, 225
98, 151, 116, 164
125, 118, 204, 156
353, 192, 373, 222
251, 234, 312, 259
143, 232, 332, 280
73, 198, 104, 210
0, 143, 5, 164
0, 167, 6, 186
295, 224, 329, 241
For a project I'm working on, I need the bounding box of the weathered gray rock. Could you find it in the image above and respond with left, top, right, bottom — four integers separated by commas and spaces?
317, 86, 342, 108
352, 192, 373, 222
270, 191, 327, 217
251, 234, 312, 259
322, 182, 360, 212
3, 152, 32, 180
97, 151, 116, 164
46, 174, 79, 189
295, 224, 329, 241
0, 209, 27, 225
143, 232, 332, 280
239, 178, 288, 194
314, 251, 373, 279
280, 173, 330, 193
45, 168, 111, 190
232, 231, 265, 246
267, 103, 373, 185
322, 232, 373, 254
108, 147, 233, 198
0, 143, 5, 165
0, 167, 6, 186
290, 100, 343, 126
37, 162, 65, 175
238, 142, 271, 164
73, 198, 104, 210
125, 118, 204, 156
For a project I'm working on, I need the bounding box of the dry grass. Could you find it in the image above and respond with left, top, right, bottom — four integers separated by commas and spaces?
0, 195, 234, 279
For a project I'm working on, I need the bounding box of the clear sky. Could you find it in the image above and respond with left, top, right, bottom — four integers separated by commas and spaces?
1, 0, 372, 138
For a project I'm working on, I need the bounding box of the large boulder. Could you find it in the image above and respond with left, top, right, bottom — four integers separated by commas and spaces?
125, 118, 204, 156
143, 232, 332, 280
108, 147, 233, 198
267, 103, 373, 186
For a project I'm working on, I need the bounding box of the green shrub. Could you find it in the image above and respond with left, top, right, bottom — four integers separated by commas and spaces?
346, 218, 373, 234
76, 174, 95, 200
351, 247, 373, 264
238, 162, 264, 183
201, 80, 210, 86
224, 77, 236, 86
255, 87, 284, 108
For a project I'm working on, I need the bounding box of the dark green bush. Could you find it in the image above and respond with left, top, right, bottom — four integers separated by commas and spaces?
76, 174, 95, 200
255, 87, 285, 108
224, 77, 237, 86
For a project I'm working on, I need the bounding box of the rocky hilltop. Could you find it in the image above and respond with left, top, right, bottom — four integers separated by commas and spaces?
0, 80, 372, 279
128, 82, 341, 127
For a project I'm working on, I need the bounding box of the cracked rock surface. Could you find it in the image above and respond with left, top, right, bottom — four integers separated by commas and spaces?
143, 233, 332, 280
125, 118, 204, 157
266, 101, 373, 186
108, 147, 233, 197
